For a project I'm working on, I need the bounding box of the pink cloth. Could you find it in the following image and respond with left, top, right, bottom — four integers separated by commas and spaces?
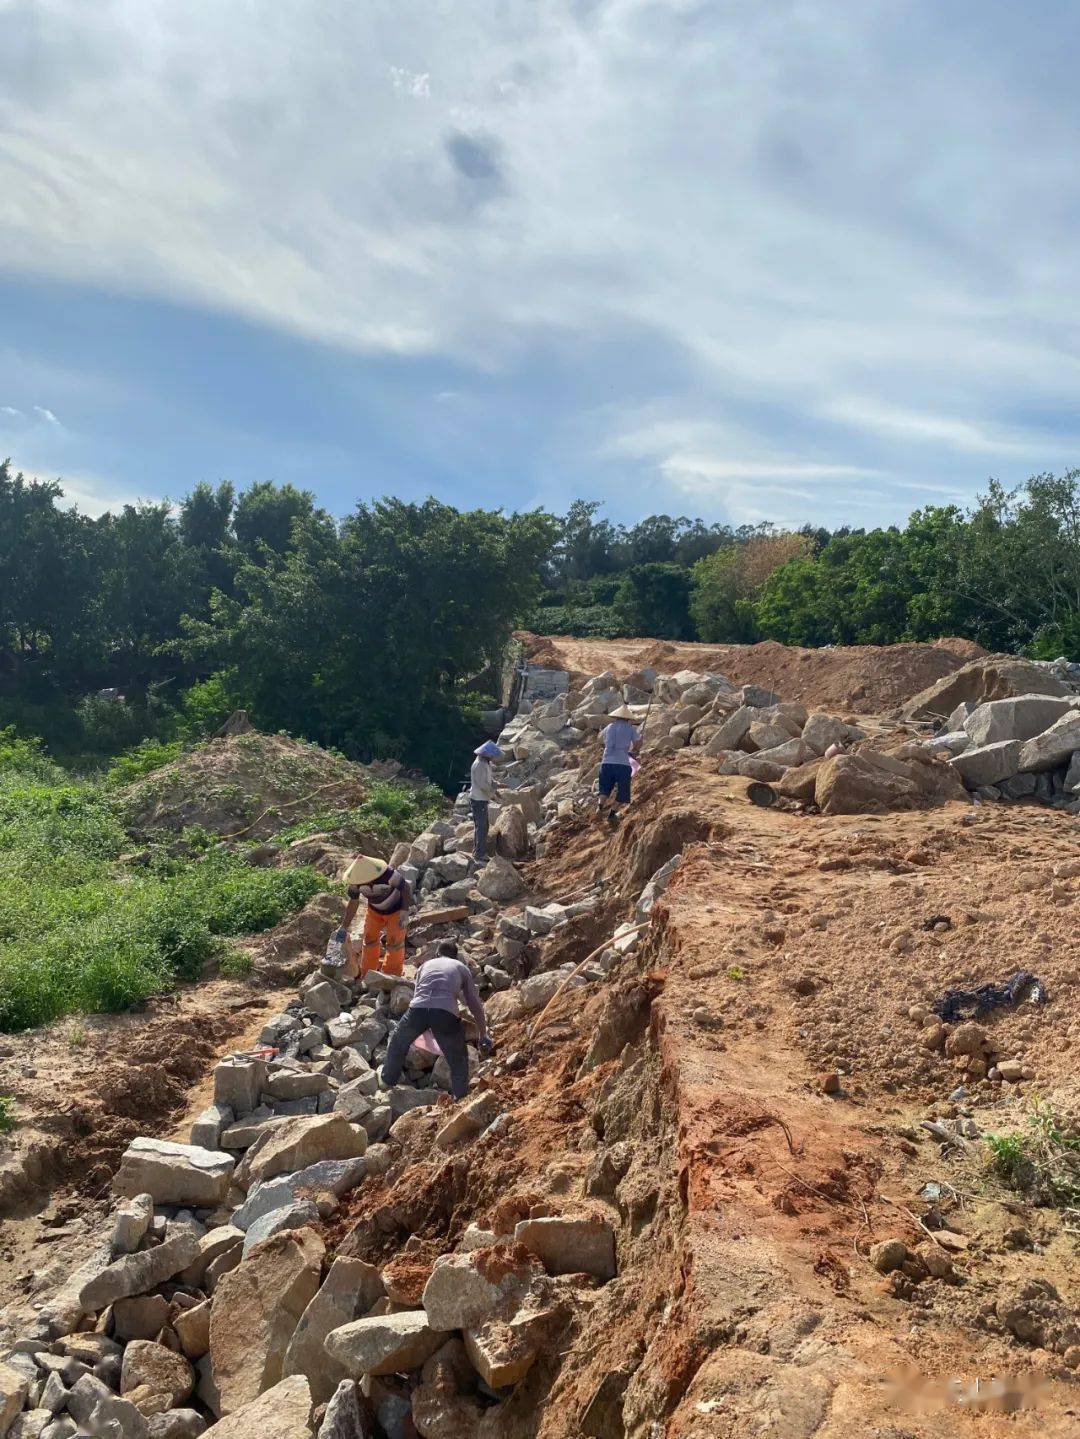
629, 755, 641, 775
413, 1030, 443, 1056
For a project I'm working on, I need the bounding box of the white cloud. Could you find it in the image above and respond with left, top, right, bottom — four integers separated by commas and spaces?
2, 2, 1080, 517
32, 405, 61, 426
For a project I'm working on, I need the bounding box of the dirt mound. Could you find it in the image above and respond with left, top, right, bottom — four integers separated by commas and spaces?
118, 731, 371, 840
520, 633, 985, 715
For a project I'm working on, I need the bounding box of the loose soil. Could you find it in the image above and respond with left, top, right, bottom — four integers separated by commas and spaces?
520, 633, 986, 715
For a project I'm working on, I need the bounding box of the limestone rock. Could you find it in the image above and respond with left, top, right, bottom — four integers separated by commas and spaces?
79, 1231, 200, 1312
213, 1059, 265, 1116
190, 1105, 234, 1150
233, 1157, 367, 1232
9, 1412, 53, 1439
435, 1091, 500, 1151
237, 1114, 366, 1190
514, 1215, 616, 1280
324, 1312, 448, 1377
120, 1341, 195, 1417
178, 1227, 244, 1289
199, 1375, 312, 1437
903, 657, 1067, 722
283, 1258, 385, 1405
209, 1227, 324, 1415
113, 1138, 234, 1209
66, 1374, 151, 1438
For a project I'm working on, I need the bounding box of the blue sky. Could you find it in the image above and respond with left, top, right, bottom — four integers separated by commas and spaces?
2, 1, 1080, 529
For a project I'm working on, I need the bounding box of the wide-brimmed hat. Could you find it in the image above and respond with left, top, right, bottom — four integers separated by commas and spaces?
343, 854, 388, 886
474, 741, 503, 759
609, 704, 636, 720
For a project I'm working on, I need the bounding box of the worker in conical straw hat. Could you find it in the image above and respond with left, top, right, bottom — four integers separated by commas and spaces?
333, 852, 413, 978
597, 702, 642, 825
469, 740, 505, 864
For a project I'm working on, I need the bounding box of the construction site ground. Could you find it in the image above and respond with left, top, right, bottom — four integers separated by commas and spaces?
1, 638, 1078, 1436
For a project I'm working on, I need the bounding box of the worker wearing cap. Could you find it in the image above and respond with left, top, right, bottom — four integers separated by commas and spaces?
597, 704, 641, 825
469, 740, 504, 863
335, 854, 413, 977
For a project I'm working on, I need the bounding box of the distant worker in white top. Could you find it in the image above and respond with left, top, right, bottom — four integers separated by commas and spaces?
597, 704, 641, 825
469, 740, 504, 862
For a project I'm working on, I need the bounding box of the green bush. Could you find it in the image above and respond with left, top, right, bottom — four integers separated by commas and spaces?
106, 738, 184, 787
181, 675, 239, 738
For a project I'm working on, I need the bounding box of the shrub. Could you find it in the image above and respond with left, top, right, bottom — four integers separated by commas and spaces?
106, 738, 184, 787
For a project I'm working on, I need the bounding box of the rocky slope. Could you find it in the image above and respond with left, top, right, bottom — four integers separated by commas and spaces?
0, 652, 1077, 1437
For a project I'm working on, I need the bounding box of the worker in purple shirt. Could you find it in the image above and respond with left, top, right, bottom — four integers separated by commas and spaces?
380, 940, 492, 1100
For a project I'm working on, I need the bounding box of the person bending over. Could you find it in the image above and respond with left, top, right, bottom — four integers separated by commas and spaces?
380, 940, 490, 1100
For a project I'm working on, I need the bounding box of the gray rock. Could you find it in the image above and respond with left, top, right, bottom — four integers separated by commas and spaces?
10, 1413, 53, 1439
242, 1201, 319, 1256
740, 684, 780, 708
212, 1059, 265, 1117
324, 1312, 448, 1377
112, 1138, 234, 1208
300, 981, 342, 1021
387, 1087, 437, 1118
334, 1078, 375, 1124
262, 1068, 330, 1101
66, 1374, 150, 1438
110, 1193, 154, 1256
317, 1380, 365, 1439
220, 1111, 288, 1150
1066, 751, 1080, 793
964, 695, 1077, 747
361, 1106, 392, 1141
78, 1231, 200, 1312
189, 1104, 234, 1150
40, 1371, 67, 1415
950, 740, 1022, 789
514, 1215, 616, 1280
41, 1421, 78, 1439
1018, 712, 1080, 772
146, 1411, 207, 1438
232, 1156, 368, 1231
283, 1259, 384, 1405
998, 772, 1038, 800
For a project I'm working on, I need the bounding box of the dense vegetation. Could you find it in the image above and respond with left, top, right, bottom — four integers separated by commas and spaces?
3, 462, 1080, 787
0, 726, 444, 1031
535, 477, 1080, 660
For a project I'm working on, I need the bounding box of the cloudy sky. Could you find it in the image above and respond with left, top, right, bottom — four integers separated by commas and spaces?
2, 0, 1079, 529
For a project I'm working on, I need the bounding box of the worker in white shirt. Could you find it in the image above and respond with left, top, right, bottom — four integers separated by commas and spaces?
469, 740, 504, 862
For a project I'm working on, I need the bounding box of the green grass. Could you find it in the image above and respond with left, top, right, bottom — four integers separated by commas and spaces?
0, 743, 331, 1032
986, 1099, 1080, 1210
0, 1096, 15, 1133
220, 949, 254, 979
104, 738, 185, 787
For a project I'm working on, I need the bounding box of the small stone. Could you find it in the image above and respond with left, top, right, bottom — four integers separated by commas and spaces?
870, 1238, 908, 1274
821, 1072, 841, 1095
997, 1059, 1024, 1082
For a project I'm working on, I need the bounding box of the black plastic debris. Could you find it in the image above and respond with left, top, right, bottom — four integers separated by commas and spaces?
932, 970, 1047, 1023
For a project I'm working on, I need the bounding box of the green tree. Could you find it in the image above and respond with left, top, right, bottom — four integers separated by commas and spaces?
615, 562, 693, 639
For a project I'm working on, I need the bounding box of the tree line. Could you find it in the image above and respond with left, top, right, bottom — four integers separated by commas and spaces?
2, 459, 1079, 778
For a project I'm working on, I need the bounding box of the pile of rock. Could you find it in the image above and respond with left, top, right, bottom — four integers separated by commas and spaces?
920, 695, 1080, 811
908, 1015, 1037, 1086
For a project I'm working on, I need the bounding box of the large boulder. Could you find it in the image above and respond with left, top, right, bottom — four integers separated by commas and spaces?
814, 754, 920, 815
283, 1258, 385, 1405
964, 695, 1077, 747
200, 1375, 312, 1437
1018, 711, 1080, 772
0, 1362, 28, 1433
208, 1228, 323, 1415
704, 706, 754, 753
775, 758, 826, 802
950, 740, 1023, 789
236, 1114, 366, 1189
113, 1138, 234, 1208
903, 656, 1067, 722
324, 1312, 448, 1377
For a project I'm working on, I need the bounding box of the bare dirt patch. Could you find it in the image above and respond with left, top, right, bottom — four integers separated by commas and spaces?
520, 633, 985, 715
